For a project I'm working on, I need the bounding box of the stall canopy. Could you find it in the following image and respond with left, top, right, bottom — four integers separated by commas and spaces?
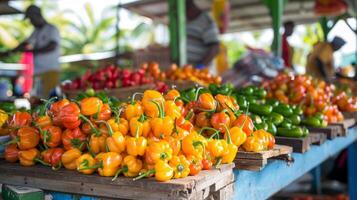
0, 0, 21, 15
122, 0, 317, 33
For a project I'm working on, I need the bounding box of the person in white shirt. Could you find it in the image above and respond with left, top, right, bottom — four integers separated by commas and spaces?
5, 5, 61, 97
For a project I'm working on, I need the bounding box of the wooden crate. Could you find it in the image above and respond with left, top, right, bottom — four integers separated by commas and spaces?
234, 145, 293, 171
0, 161, 234, 200
307, 126, 341, 139
62, 84, 155, 100
343, 112, 357, 121
330, 118, 356, 135
308, 132, 327, 145
275, 136, 310, 153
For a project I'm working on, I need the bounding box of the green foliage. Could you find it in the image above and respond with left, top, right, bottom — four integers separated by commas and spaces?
221, 39, 247, 67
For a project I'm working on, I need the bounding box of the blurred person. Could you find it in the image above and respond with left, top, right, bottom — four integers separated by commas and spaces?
282, 21, 295, 68
1, 5, 60, 98
306, 36, 346, 82
186, 0, 220, 68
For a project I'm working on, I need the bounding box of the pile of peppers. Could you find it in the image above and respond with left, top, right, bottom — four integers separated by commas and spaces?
261, 73, 352, 123
208, 84, 316, 138
1, 88, 275, 182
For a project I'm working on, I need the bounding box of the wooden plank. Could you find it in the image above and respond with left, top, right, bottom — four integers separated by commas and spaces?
343, 112, 357, 121
307, 126, 340, 139
0, 161, 234, 200
236, 145, 292, 160
63, 84, 156, 100
275, 136, 310, 153
309, 133, 327, 145
234, 145, 292, 171
330, 118, 356, 135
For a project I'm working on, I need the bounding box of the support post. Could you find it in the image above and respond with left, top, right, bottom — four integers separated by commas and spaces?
311, 166, 322, 194
348, 142, 357, 200
263, 0, 287, 57
168, 0, 187, 66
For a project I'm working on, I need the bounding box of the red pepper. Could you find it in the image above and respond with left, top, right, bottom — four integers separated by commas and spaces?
93, 103, 112, 121
62, 127, 87, 151
59, 102, 81, 129
50, 99, 70, 126
9, 111, 32, 128
40, 125, 62, 148
210, 112, 230, 133
4, 144, 19, 163
41, 148, 64, 170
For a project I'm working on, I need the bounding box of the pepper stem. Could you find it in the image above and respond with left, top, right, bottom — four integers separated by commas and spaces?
35, 158, 51, 166
150, 100, 164, 118
112, 166, 128, 181
131, 93, 143, 104
39, 97, 57, 116
214, 157, 222, 168
0, 137, 18, 146
79, 114, 100, 136
194, 87, 204, 101
52, 162, 62, 171
199, 127, 219, 136
96, 120, 113, 136
184, 109, 194, 121
78, 161, 102, 171
221, 124, 233, 144
133, 169, 155, 181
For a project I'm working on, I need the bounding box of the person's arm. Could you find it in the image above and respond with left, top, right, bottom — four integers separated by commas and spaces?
200, 43, 220, 66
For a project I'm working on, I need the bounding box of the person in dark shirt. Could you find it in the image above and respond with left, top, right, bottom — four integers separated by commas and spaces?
282, 21, 295, 68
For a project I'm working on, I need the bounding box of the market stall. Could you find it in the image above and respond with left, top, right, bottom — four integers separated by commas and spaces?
0, 0, 356, 200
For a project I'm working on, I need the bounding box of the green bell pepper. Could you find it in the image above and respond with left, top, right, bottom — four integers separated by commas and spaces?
277, 127, 304, 138
249, 103, 273, 116
301, 117, 321, 127
266, 99, 280, 107
302, 127, 309, 137
254, 122, 268, 131
252, 88, 267, 99
246, 96, 257, 104
288, 115, 301, 125
280, 119, 292, 128
235, 95, 248, 110
250, 114, 262, 124
269, 112, 284, 125
267, 122, 277, 136
272, 104, 293, 117
293, 107, 303, 115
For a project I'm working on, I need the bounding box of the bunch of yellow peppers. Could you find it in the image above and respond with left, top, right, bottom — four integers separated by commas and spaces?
2, 89, 275, 182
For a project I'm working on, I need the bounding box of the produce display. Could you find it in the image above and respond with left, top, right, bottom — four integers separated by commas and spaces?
165, 64, 222, 86
261, 73, 356, 123
0, 88, 275, 182
207, 84, 312, 137
62, 62, 221, 92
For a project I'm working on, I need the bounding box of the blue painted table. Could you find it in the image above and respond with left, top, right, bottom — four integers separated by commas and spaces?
233, 126, 357, 200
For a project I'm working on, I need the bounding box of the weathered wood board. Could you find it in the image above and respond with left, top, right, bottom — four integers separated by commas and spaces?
0, 161, 234, 200
307, 126, 341, 139
62, 84, 155, 100
275, 136, 310, 153
308, 132, 327, 145
330, 118, 356, 135
343, 112, 357, 121
234, 145, 293, 171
